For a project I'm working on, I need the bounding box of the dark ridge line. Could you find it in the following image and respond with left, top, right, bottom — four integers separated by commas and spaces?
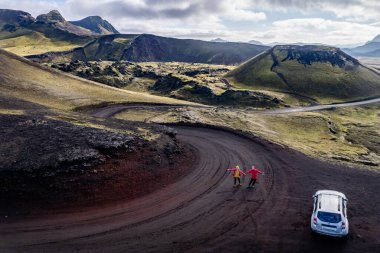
269, 48, 291, 90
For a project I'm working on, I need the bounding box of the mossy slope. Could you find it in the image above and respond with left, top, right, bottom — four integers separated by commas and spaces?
226, 45, 380, 102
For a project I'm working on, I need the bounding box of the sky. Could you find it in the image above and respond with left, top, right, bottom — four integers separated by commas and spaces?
1, 0, 380, 45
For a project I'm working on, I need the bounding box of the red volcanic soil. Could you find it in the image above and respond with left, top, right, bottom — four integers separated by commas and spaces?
0, 113, 195, 216
0, 143, 195, 216
59, 143, 195, 211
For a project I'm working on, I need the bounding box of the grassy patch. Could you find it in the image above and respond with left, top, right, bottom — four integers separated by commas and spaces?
137, 127, 161, 141
0, 109, 24, 115
114, 108, 177, 123
47, 115, 133, 135
0, 50, 196, 112
0, 31, 81, 56
115, 105, 379, 168
322, 106, 380, 156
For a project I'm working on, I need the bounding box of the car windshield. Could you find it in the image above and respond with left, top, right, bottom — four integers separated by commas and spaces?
317, 211, 342, 223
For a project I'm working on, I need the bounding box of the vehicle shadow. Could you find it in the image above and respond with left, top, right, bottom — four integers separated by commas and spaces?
308, 232, 349, 252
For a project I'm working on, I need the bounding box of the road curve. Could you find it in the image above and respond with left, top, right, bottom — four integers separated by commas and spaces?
1, 124, 379, 252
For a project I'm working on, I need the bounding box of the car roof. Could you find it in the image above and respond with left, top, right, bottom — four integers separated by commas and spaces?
319, 194, 341, 212
315, 190, 347, 199
314, 190, 347, 213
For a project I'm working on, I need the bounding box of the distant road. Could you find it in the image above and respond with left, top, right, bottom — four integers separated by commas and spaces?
89, 97, 380, 118
265, 97, 380, 114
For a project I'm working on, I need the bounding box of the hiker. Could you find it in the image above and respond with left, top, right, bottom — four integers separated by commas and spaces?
227, 165, 246, 186
246, 165, 264, 188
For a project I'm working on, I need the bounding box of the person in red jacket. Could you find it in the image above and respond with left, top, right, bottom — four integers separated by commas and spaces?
246, 165, 264, 188
227, 165, 246, 186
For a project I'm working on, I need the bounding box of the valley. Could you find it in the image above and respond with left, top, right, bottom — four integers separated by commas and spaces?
0, 5, 380, 253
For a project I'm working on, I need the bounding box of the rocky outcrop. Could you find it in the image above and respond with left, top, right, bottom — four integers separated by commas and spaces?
0, 115, 136, 173
275, 45, 359, 68
34, 10, 92, 36
217, 90, 281, 107
0, 9, 35, 26
71, 16, 119, 35
151, 74, 197, 93
36, 10, 66, 23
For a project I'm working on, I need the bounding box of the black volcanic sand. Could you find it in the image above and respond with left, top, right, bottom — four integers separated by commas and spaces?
0, 112, 194, 215
0, 126, 379, 253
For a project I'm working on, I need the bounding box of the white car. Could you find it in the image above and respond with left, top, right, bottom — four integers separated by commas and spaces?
310, 190, 349, 237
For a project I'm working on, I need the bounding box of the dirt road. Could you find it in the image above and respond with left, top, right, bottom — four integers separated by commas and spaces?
89, 97, 380, 118
266, 97, 380, 114
1, 124, 379, 253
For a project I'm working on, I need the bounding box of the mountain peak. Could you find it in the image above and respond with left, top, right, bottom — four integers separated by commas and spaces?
0, 9, 35, 26
372, 34, 380, 43
86, 16, 103, 21
36, 10, 65, 23
271, 45, 358, 67
211, 38, 228, 43
248, 40, 263, 45
70, 16, 119, 35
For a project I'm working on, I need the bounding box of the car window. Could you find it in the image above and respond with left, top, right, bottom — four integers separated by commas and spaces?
342, 200, 347, 217
317, 211, 342, 223
313, 195, 318, 213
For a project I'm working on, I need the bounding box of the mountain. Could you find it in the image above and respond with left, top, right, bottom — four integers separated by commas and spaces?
0, 9, 93, 56
335, 42, 364, 49
1, 9, 267, 63
34, 10, 92, 36
225, 45, 380, 101
0, 9, 120, 56
0, 9, 35, 26
248, 40, 263, 45
346, 42, 380, 57
124, 34, 269, 64
71, 16, 119, 35
210, 38, 228, 43
344, 35, 380, 57
266, 42, 282, 46
372, 35, 380, 43
27, 34, 269, 65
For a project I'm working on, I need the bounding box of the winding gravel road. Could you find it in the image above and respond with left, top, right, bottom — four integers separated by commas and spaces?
89, 97, 380, 118
266, 97, 380, 114
1, 105, 380, 253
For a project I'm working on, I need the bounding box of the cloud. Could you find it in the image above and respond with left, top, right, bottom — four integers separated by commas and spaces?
251, 0, 380, 22
61, 0, 266, 40
253, 18, 380, 44
0, 0, 61, 17
1, 0, 379, 45
64, 0, 265, 21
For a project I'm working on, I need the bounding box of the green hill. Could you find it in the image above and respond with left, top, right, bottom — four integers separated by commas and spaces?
226, 45, 380, 102
27, 34, 269, 65
0, 49, 194, 111
123, 34, 268, 65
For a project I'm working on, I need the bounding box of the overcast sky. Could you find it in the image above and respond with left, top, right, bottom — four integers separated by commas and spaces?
1, 0, 380, 45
